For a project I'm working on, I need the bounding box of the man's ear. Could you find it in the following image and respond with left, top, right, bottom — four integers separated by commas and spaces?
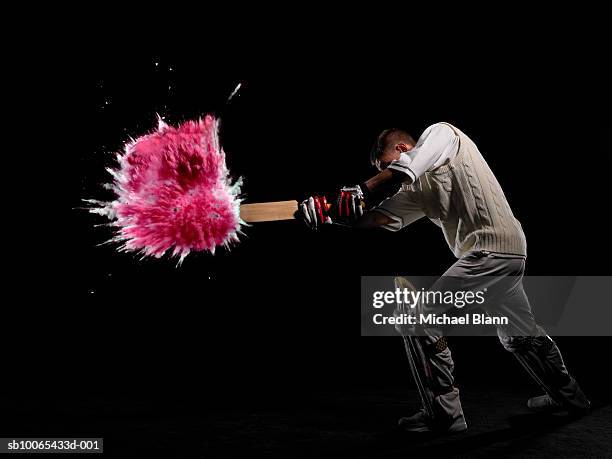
395, 143, 411, 153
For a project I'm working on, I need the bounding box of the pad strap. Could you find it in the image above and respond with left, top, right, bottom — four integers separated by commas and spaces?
424, 337, 448, 356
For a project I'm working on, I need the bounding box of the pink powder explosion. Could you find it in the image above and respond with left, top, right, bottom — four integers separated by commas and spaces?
88, 115, 243, 263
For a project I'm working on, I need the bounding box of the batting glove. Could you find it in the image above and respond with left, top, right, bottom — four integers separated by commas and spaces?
335, 185, 366, 224
298, 195, 332, 229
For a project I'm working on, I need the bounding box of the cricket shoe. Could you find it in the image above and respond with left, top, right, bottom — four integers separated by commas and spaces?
527, 394, 562, 412
398, 409, 467, 434
527, 393, 591, 416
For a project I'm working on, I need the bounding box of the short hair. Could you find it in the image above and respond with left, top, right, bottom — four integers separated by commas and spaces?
370, 128, 416, 166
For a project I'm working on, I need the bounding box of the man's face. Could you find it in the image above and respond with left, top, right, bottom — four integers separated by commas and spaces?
376, 142, 413, 171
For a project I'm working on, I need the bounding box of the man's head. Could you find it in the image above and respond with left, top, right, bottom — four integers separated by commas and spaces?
370, 128, 416, 171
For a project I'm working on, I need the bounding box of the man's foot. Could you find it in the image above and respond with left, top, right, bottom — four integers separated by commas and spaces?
527, 394, 591, 416
398, 409, 467, 434
398, 409, 430, 433
527, 394, 563, 412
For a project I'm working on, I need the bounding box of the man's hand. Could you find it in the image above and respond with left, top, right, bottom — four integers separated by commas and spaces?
335, 185, 365, 224
297, 195, 332, 229
296, 186, 365, 229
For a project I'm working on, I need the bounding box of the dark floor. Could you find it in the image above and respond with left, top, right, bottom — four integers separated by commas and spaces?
2, 382, 610, 457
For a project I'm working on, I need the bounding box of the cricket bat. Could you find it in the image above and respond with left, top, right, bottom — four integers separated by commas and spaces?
239, 201, 299, 223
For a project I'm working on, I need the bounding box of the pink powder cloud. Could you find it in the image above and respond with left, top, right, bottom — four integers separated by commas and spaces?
89, 115, 243, 263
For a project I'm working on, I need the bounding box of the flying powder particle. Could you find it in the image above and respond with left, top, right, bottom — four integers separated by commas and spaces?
227, 82, 242, 102
87, 115, 243, 263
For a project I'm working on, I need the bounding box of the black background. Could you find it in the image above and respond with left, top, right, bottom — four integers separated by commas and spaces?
5, 17, 610, 455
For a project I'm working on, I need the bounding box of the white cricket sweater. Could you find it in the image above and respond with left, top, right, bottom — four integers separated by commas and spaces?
375, 122, 527, 258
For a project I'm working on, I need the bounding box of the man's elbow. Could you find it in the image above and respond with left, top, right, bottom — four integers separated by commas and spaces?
354, 210, 394, 229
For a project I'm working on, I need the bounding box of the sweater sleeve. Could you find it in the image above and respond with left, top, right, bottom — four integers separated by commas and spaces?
387, 123, 458, 183
372, 187, 425, 232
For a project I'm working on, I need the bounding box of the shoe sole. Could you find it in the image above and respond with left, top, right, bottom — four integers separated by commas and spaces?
399, 422, 468, 435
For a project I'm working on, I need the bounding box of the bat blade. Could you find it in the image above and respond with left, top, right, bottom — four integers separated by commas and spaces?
239, 200, 298, 223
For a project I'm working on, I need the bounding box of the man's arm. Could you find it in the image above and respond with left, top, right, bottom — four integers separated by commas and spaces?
385, 123, 458, 183
359, 187, 426, 231
297, 186, 423, 230
354, 209, 396, 229
362, 169, 408, 195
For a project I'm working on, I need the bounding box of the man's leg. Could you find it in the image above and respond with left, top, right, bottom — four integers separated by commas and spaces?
495, 281, 591, 414
395, 276, 466, 433
399, 333, 466, 432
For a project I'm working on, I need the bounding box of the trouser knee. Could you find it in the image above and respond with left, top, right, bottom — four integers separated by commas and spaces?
498, 329, 553, 354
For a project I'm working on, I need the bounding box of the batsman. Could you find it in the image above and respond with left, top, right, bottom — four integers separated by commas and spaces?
298, 122, 591, 433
